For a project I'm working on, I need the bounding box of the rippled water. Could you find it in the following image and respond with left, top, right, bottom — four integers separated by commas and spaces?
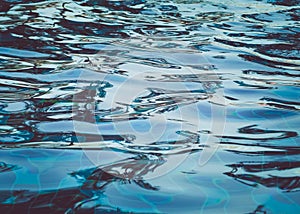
0, 0, 299, 213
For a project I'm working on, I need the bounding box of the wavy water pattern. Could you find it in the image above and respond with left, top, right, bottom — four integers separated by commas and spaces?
0, 0, 299, 213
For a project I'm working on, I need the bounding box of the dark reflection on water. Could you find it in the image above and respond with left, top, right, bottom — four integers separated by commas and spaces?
225, 161, 300, 192
0, 0, 299, 213
0, 154, 162, 213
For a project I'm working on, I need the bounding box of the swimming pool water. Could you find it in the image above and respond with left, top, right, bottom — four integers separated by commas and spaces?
0, 0, 299, 213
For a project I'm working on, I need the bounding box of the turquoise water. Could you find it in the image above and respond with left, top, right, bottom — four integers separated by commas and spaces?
0, 0, 299, 213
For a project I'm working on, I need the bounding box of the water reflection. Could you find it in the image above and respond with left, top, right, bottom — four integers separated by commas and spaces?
0, 161, 20, 173
0, 153, 164, 213
225, 161, 300, 192
0, 0, 299, 212
221, 124, 299, 193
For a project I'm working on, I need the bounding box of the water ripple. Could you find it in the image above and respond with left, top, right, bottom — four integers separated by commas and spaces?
0, 0, 299, 213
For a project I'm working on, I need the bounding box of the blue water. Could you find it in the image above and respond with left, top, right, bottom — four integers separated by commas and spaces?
0, 0, 299, 213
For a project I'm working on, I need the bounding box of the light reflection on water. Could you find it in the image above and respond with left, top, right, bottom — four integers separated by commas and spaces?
0, 0, 299, 213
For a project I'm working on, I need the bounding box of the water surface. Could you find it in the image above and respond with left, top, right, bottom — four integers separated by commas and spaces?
0, 0, 299, 213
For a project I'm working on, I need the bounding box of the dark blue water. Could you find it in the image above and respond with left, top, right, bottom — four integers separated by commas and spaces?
0, 0, 299, 213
